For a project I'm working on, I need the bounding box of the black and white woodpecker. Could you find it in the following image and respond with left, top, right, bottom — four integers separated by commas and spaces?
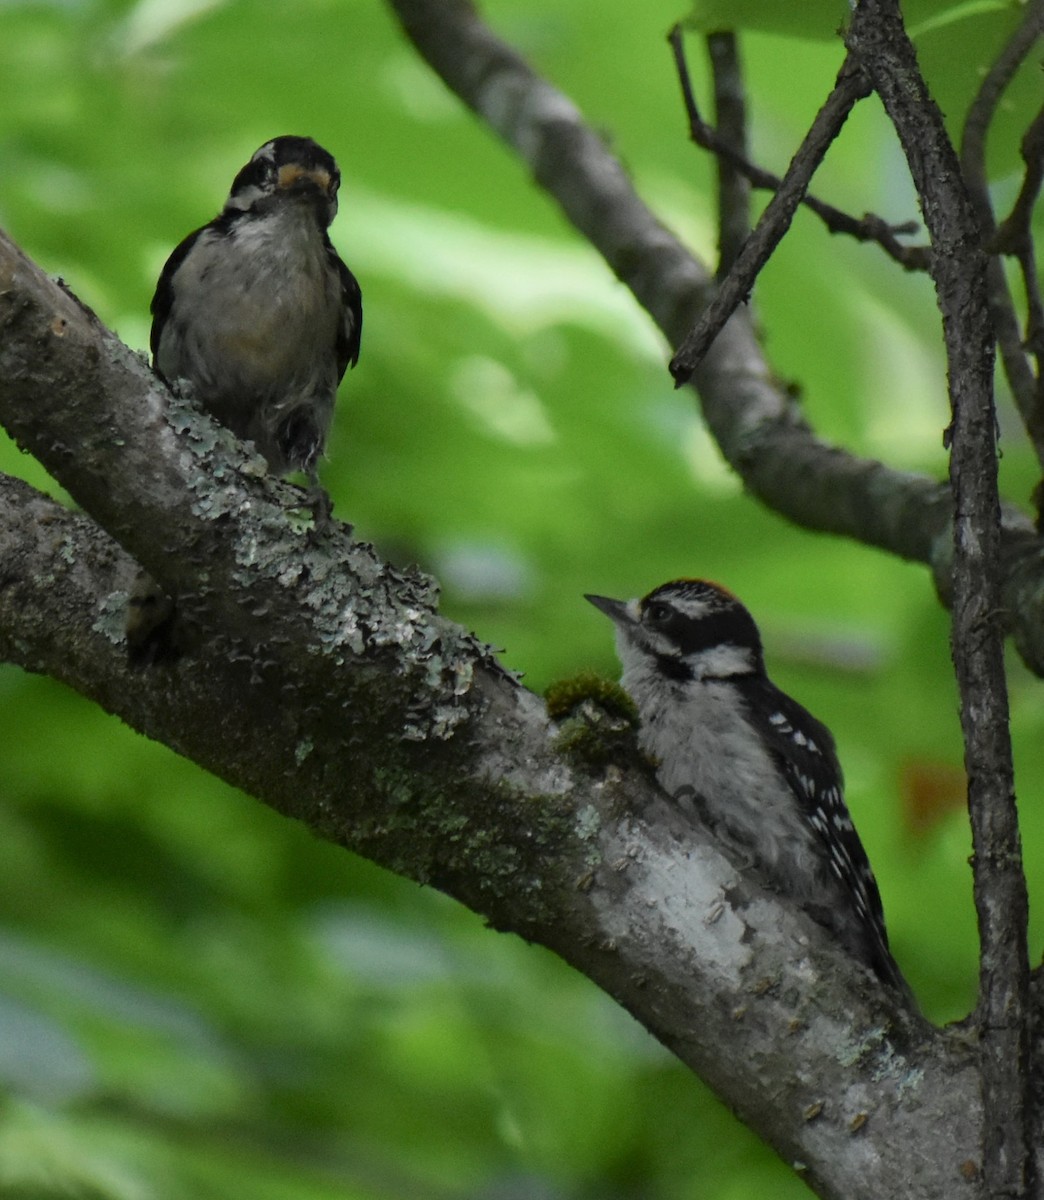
127, 135, 362, 662
150, 134, 362, 492
587, 578, 910, 996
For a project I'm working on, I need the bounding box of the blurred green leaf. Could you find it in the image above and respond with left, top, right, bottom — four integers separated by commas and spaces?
687, 0, 843, 38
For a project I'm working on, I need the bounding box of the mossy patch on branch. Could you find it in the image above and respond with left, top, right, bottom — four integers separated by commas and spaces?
545, 670, 637, 724
545, 671, 643, 772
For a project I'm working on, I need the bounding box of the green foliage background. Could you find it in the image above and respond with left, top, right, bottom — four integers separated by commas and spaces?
0, 0, 1041, 1196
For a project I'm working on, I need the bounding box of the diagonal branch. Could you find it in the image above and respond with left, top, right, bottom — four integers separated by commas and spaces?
848, 3, 1033, 1197
669, 55, 872, 385
668, 25, 927, 274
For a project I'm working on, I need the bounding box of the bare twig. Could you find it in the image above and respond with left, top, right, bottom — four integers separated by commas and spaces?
668, 25, 927, 274
705, 32, 751, 273
849, 3, 1033, 1197
959, 0, 1044, 467
669, 56, 872, 385
995, 105, 1044, 361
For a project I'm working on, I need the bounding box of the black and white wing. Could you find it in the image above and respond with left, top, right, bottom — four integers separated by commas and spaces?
737, 675, 907, 992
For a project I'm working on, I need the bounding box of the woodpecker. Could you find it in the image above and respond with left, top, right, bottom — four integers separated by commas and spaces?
150, 134, 361, 491
587, 579, 909, 994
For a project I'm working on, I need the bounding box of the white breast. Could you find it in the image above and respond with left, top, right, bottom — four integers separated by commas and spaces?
621, 657, 825, 895
157, 202, 342, 471
169, 209, 337, 383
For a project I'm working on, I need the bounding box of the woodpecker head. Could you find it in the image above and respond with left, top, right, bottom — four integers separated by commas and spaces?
586, 578, 765, 682
224, 135, 341, 227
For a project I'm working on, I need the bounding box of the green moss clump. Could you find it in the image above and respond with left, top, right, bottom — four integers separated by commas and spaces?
545, 671, 642, 772
544, 670, 638, 725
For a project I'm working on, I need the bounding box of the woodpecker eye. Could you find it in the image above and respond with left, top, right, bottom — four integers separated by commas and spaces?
644, 601, 672, 626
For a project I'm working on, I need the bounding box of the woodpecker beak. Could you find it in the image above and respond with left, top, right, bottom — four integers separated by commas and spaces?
584, 594, 635, 626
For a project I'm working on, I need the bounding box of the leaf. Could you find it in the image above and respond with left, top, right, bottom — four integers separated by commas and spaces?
686, 0, 843, 38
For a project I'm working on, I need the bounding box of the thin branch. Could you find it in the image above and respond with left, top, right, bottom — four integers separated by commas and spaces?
849, 4, 1033, 1197
995, 105, 1044, 362
668, 25, 927, 274
959, 0, 1044, 467
705, 31, 751, 274
998, 106, 1044, 252
669, 55, 872, 385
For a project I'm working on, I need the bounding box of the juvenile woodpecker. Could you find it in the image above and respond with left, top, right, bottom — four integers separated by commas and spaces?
587, 578, 909, 994
150, 134, 362, 488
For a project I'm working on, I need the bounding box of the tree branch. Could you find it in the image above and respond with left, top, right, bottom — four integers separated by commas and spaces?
959, 0, 1044, 469
996, 105, 1044, 366
669, 55, 872, 384
704, 30, 751, 274
1017, 117, 1044, 356
848, 4, 1033, 1197
668, 25, 927, 275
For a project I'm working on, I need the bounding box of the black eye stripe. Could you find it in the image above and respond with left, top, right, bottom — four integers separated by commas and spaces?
643, 604, 760, 659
